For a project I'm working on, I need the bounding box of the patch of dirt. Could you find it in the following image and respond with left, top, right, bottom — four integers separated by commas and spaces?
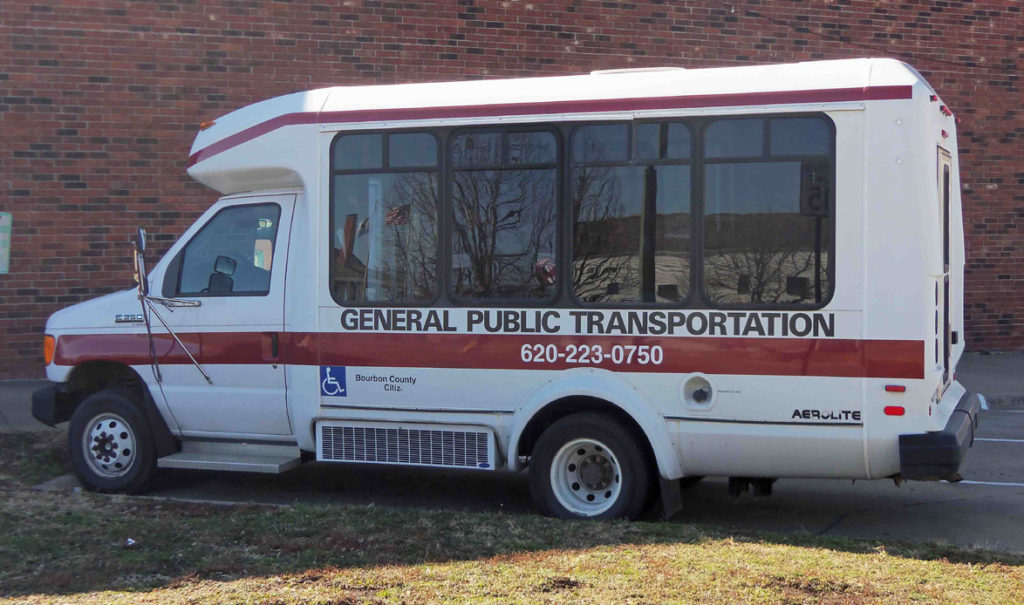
763, 574, 871, 604
536, 576, 581, 592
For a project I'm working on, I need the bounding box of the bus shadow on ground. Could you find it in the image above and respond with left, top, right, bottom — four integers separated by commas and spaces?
8, 460, 1024, 600
145, 455, 1024, 557
11, 415, 1024, 599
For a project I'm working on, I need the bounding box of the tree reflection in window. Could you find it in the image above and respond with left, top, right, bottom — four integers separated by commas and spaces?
331, 132, 440, 304
450, 131, 557, 300
571, 123, 691, 304
703, 117, 833, 306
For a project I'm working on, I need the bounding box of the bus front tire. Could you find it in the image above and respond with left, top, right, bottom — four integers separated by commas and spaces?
528, 413, 653, 520
68, 389, 156, 494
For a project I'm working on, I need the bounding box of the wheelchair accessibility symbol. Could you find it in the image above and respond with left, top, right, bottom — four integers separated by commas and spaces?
320, 366, 347, 397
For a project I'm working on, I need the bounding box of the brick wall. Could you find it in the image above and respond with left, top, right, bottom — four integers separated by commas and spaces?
0, 0, 1020, 378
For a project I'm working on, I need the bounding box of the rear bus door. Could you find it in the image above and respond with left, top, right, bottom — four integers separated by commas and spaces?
937, 149, 952, 388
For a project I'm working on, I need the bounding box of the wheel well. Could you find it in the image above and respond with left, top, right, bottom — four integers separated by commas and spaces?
517, 396, 656, 469
63, 361, 178, 457
67, 361, 147, 406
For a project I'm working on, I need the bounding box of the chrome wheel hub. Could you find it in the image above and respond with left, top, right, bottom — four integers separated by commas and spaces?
550, 438, 622, 516
83, 413, 136, 478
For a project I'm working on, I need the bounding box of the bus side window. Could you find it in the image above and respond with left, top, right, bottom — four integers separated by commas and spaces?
330, 131, 440, 305
450, 129, 559, 301
702, 116, 834, 307
571, 122, 692, 305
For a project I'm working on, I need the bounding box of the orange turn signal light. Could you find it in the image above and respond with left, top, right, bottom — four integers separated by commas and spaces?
43, 335, 56, 365
199, 120, 217, 131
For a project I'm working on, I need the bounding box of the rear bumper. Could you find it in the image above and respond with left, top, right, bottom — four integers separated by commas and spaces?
899, 390, 981, 481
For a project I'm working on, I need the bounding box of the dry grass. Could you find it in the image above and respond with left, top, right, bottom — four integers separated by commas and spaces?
1, 431, 1022, 604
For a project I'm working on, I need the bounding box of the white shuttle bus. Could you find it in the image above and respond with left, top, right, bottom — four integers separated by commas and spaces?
34, 58, 981, 519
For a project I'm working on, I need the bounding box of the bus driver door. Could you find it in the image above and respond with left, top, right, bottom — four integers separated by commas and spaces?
156, 196, 296, 437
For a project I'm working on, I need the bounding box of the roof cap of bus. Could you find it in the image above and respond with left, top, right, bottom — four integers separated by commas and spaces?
589, 67, 687, 75
187, 58, 933, 194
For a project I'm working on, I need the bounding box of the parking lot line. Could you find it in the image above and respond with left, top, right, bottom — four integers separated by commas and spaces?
956, 480, 1024, 488
975, 438, 1024, 443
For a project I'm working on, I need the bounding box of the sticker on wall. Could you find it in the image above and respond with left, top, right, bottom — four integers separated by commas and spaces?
0, 213, 10, 274
320, 366, 347, 397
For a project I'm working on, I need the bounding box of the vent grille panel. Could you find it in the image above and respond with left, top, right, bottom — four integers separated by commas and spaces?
319, 423, 493, 470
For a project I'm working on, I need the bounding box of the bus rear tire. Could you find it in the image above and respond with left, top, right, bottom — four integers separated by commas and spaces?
68, 389, 156, 494
529, 412, 652, 520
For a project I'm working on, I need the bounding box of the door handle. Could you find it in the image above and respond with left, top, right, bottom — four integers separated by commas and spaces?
266, 332, 279, 359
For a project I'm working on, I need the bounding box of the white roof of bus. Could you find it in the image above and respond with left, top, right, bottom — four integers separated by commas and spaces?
189, 58, 928, 163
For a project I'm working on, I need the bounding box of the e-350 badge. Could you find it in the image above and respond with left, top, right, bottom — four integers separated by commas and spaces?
114, 313, 144, 323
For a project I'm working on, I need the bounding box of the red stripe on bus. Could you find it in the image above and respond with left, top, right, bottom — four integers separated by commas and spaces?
187, 85, 913, 167
54, 332, 273, 367
54, 332, 924, 379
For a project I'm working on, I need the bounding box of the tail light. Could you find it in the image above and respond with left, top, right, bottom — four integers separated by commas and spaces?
43, 335, 56, 365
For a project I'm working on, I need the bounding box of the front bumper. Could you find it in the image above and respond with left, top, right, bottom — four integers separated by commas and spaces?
899, 390, 981, 481
31, 382, 75, 427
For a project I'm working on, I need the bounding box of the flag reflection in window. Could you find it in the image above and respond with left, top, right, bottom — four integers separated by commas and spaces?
331, 132, 440, 304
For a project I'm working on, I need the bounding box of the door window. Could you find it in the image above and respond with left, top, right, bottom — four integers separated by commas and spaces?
176, 203, 282, 296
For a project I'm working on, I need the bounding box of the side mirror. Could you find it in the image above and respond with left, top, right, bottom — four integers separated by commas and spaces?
214, 255, 237, 276
136, 227, 147, 252
133, 227, 149, 297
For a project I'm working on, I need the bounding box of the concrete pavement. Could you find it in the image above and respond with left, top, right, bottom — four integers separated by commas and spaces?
0, 379, 50, 432
956, 352, 1024, 408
